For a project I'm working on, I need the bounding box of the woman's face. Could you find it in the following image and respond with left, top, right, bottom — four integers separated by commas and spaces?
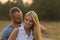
24, 15, 34, 29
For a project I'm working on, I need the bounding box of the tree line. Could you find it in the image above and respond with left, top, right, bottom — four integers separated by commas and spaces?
0, 0, 60, 21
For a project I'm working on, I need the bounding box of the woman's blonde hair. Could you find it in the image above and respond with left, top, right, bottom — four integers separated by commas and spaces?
24, 11, 42, 40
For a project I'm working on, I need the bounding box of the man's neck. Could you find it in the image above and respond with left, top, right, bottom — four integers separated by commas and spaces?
11, 21, 20, 28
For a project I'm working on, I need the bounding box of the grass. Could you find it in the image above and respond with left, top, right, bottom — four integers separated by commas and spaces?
40, 21, 60, 40
0, 20, 10, 40
0, 20, 60, 40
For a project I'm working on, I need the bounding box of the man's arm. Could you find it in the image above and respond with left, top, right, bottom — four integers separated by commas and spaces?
1, 25, 13, 40
1, 28, 9, 40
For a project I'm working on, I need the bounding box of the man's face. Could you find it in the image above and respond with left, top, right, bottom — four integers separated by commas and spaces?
12, 12, 22, 24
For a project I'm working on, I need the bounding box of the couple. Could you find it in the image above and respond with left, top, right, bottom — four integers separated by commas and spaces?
1, 7, 46, 40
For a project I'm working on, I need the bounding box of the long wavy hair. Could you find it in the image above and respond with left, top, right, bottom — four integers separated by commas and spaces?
24, 11, 42, 40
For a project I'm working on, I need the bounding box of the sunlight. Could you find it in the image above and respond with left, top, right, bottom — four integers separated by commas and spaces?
0, 0, 34, 6
0, 0, 8, 4
10, 0, 13, 2
22, 0, 33, 6
22, 0, 27, 4
0, 0, 14, 4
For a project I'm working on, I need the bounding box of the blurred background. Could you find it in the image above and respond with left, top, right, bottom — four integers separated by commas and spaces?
0, 0, 60, 40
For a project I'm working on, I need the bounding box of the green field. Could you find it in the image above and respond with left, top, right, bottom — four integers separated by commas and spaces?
0, 21, 60, 40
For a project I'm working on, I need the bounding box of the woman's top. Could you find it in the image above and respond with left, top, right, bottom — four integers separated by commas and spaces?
16, 24, 33, 40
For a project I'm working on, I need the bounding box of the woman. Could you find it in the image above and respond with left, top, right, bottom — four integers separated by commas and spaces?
8, 11, 42, 40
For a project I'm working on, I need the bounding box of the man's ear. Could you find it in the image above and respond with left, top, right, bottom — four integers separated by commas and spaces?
10, 15, 14, 20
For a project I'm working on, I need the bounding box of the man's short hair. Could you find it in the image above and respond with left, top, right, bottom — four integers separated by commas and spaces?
9, 7, 22, 17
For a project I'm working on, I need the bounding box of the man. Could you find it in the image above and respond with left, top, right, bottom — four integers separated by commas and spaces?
1, 7, 23, 40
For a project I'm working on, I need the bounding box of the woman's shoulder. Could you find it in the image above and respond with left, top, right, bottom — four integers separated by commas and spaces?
8, 27, 19, 40
13, 27, 19, 33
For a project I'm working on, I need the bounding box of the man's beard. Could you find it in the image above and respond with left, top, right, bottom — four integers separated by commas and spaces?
14, 20, 21, 24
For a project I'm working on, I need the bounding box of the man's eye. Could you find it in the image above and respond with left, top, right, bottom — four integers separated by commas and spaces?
25, 19, 28, 21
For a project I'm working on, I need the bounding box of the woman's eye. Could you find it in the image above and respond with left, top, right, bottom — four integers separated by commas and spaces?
25, 19, 33, 23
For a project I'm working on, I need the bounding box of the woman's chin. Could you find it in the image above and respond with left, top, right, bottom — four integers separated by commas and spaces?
26, 27, 30, 29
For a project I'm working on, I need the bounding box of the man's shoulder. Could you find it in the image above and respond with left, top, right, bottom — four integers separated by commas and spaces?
1, 24, 14, 40
3, 25, 13, 30
2, 24, 14, 33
